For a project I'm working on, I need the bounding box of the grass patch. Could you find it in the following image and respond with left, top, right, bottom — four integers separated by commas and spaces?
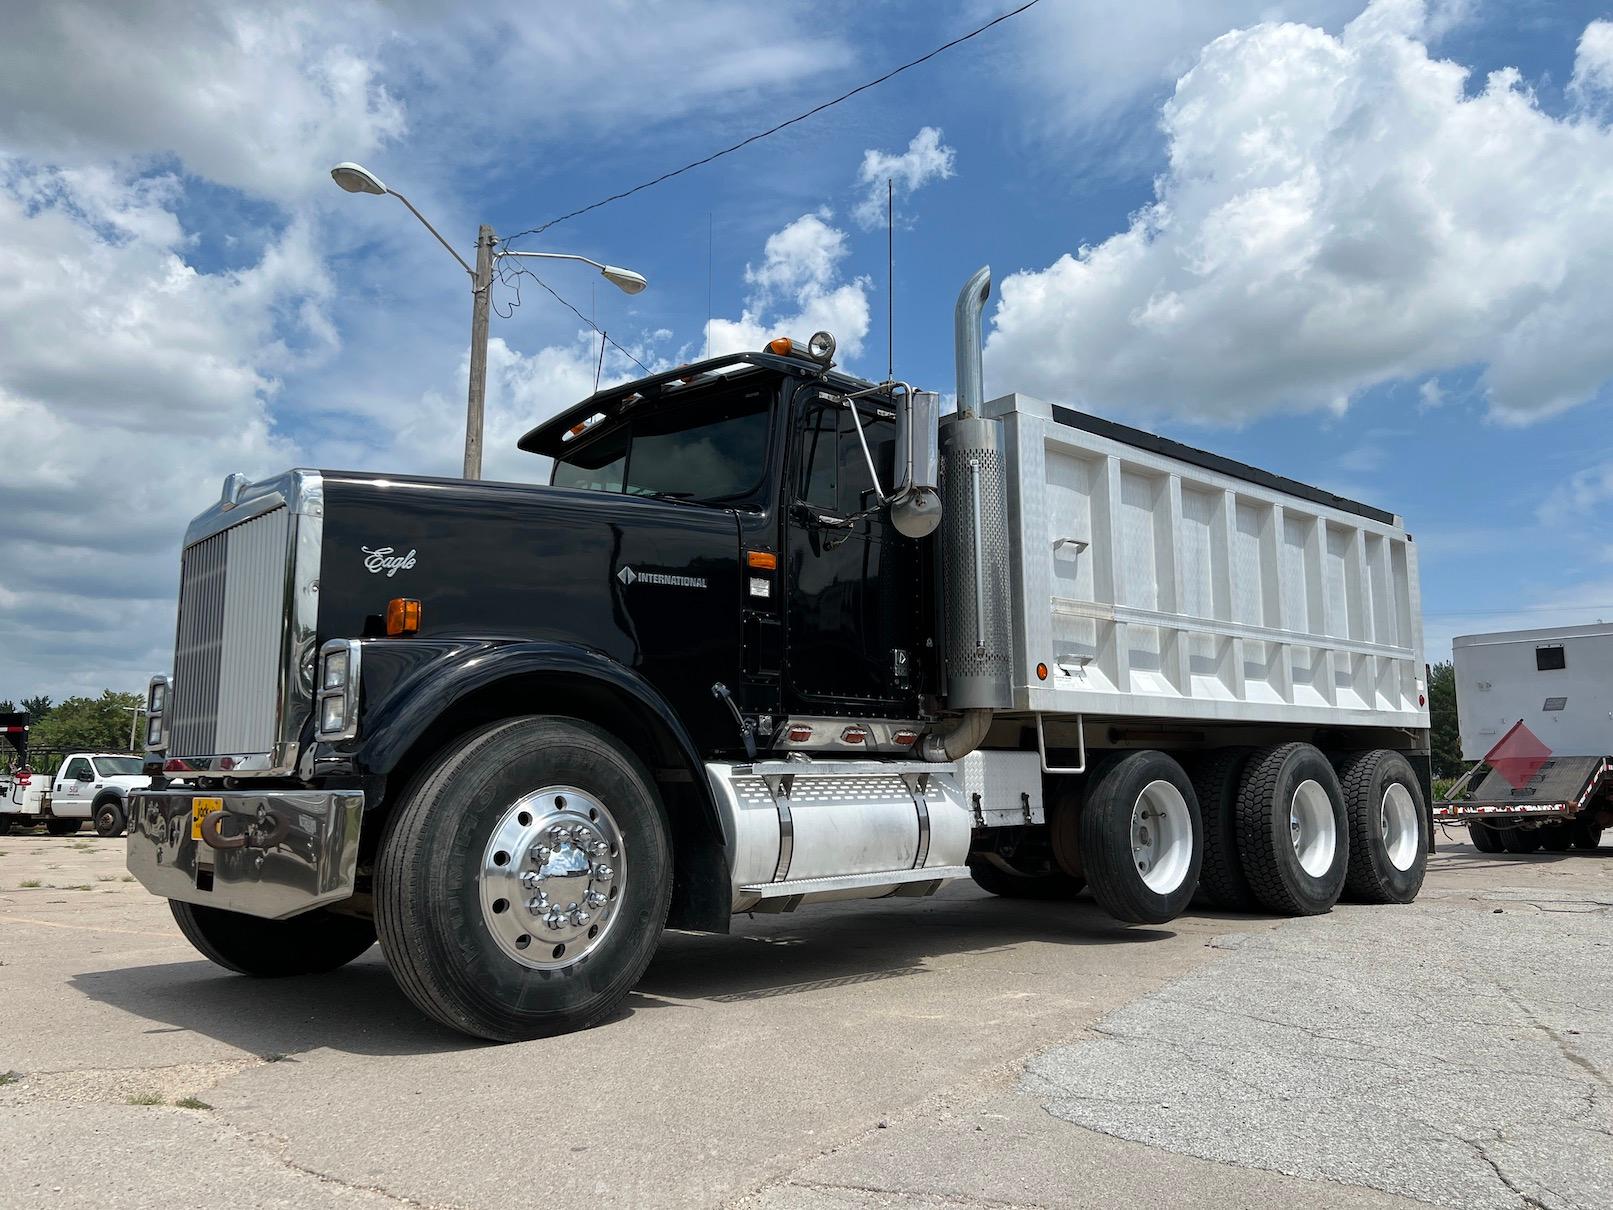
127, 1092, 164, 1106
261, 1053, 288, 1064
174, 1096, 212, 1111
64, 884, 93, 892
0, 1071, 19, 1087
96, 874, 117, 882
121, 875, 136, 883
19, 880, 40, 888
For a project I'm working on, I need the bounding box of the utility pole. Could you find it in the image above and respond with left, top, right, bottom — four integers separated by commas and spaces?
121, 704, 146, 753
464, 224, 495, 480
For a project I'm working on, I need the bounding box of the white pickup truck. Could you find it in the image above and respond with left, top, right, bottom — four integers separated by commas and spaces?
1, 750, 151, 837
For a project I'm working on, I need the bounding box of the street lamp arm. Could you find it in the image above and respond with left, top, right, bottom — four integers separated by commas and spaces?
387, 189, 475, 279
498, 250, 607, 272
499, 250, 648, 295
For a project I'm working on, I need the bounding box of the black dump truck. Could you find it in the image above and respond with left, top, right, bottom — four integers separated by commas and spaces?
129, 268, 1431, 1040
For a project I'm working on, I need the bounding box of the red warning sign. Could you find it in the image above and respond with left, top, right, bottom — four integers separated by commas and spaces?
1483, 720, 1553, 791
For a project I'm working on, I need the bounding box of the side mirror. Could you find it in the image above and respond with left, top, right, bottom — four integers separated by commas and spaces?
890, 389, 942, 538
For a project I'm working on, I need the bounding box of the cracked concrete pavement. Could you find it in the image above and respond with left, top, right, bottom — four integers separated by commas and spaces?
1, 828, 1609, 1209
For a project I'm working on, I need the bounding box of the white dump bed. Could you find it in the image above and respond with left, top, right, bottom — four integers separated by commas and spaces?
989, 395, 1426, 728
1453, 623, 1613, 761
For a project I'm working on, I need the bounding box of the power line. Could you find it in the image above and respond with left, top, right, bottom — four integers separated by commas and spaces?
494, 256, 652, 375
1424, 603, 1613, 618
500, 0, 1045, 246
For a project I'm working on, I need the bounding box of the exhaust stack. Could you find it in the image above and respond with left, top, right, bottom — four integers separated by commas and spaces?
953, 265, 991, 416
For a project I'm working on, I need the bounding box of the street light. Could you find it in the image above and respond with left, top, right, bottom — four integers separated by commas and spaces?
329, 161, 649, 479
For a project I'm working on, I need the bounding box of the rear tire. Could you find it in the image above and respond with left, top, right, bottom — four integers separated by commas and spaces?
1235, 743, 1348, 916
46, 818, 82, 836
967, 854, 1085, 899
1500, 827, 1543, 854
171, 901, 376, 976
375, 716, 672, 1042
93, 798, 126, 838
1335, 750, 1427, 904
1468, 822, 1506, 853
1078, 750, 1202, 925
1570, 819, 1604, 851
1187, 748, 1255, 909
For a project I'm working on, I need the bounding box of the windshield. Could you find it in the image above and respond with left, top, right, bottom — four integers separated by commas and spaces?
551, 384, 773, 503
94, 756, 144, 776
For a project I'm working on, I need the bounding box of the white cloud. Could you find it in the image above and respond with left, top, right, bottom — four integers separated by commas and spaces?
705, 212, 871, 362
852, 127, 956, 229
0, 164, 331, 697
985, 1, 1613, 426
1539, 463, 1613, 527
1570, 19, 1613, 106
1417, 379, 1446, 410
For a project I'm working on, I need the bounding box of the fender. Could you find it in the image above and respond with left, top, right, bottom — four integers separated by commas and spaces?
349, 637, 718, 819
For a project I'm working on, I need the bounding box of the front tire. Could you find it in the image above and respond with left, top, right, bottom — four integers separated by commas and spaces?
375, 716, 672, 1042
1336, 750, 1427, 904
93, 798, 126, 838
967, 854, 1085, 899
1078, 750, 1203, 925
171, 901, 376, 976
1235, 743, 1348, 916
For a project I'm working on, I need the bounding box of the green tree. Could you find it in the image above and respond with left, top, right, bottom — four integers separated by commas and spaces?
30, 691, 144, 754
20, 695, 53, 720
1428, 661, 1462, 777
0, 700, 14, 713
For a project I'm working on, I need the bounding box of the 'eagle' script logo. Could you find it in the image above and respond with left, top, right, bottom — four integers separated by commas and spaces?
362, 546, 417, 577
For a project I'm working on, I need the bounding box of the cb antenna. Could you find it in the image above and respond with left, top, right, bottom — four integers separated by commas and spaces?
887, 176, 894, 381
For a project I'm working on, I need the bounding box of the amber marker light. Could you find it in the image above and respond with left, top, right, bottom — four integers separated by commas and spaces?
1036, 662, 1049, 681
387, 597, 422, 637
746, 550, 778, 570
766, 337, 793, 355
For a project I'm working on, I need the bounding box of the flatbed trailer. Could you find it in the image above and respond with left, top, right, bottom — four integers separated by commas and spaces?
1434, 624, 1613, 853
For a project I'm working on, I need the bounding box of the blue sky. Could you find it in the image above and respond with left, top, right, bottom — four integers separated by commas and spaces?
2, 0, 1612, 699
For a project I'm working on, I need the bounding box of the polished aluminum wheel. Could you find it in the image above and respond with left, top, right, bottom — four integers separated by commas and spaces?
1130, 779, 1193, 894
479, 786, 626, 970
1380, 783, 1419, 872
1289, 779, 1336, 877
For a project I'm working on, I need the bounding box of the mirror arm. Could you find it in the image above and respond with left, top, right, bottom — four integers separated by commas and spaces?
840, 379, 915, 506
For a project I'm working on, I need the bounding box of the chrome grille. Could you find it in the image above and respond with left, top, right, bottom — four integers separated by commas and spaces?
170, 507, 290, 757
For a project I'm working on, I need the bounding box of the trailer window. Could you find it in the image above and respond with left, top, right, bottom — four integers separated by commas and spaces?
1536, 645, 1566, 671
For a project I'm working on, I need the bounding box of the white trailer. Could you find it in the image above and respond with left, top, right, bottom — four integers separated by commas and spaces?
1434, 622, 1613, 853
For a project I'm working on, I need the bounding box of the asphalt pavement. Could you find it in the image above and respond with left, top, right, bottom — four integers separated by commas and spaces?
1, 827, 1608, 1209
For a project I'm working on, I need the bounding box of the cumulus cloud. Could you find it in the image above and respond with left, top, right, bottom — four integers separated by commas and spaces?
704, 212, 872, 362
852, 127, 956, 229
984, 0, 1613, 425
1571, 20, 1613, 108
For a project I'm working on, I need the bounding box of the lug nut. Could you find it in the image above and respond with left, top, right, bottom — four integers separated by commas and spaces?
530, 844, 550, 863
571, 909, 591, 928
593, 864, 614, 881
591, 840, 610, 856
527, 893, 549, 913
544, 910, 567, 931
584, 890, 606, 909
520, 870, 542, 889
548, 825, 568, 843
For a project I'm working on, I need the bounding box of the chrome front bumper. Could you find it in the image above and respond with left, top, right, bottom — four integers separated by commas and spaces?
127, 788, 363, 921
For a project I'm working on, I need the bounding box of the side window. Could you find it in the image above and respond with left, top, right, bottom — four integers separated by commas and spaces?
799, 405, 839, 508
837, 408, 896, 514
64, 757, 93, 781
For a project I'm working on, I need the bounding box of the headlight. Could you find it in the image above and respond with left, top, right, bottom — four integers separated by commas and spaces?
315, 640, 362, 741
145, 674, 170, 754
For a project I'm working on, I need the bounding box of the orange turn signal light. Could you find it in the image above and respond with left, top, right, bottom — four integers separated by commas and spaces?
387, 597, 421, 637
766, 337, 793, 356
747, 550, 778, 570
1036, 662, 1049, 681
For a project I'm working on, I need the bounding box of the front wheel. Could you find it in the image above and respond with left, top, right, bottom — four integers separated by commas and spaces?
375, 716, 672, 1042
93, 799, 127, 838
967, 854, 1085, 900
1079, 750, 1203, 925
171, 901, 376, 976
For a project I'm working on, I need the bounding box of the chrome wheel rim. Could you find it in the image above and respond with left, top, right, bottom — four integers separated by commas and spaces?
1130, 779, 1193, 895
479, 786, 626, 970
1289, 779, 1336, 877
1380, 783, 1419, 871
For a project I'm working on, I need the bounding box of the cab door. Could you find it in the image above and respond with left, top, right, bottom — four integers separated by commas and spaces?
782, 390, 919, 712
54, 755, 95, 814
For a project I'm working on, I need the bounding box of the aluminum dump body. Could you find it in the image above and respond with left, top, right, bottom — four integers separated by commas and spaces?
984, 394, 1426, 728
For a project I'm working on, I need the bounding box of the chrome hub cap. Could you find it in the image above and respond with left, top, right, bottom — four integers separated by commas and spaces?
1380, 783, 1419, 872
1289, 779, 1336, 877
1130, 779, 1193, 895
479, 787, 626, 969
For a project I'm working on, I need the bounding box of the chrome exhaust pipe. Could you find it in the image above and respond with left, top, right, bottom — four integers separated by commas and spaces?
953, 265, 991, 416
